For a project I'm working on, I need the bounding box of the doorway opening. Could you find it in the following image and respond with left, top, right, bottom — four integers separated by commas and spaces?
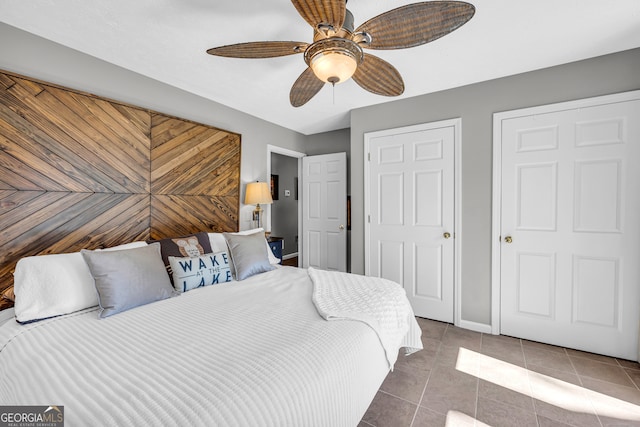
267, 145, 305, 266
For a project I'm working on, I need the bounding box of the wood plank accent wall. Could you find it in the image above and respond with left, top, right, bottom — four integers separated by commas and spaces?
0, 71, 241, 308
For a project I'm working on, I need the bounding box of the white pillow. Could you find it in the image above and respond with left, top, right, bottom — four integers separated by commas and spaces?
13, 241, 148, 323
208, 228, 280, 265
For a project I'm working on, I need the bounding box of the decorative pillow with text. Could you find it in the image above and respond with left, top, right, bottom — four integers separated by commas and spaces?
168, 251, 233, 292
149, 232, 213, 280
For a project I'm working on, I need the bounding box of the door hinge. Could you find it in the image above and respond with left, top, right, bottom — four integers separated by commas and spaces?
368, 152, 371, 161
368, 215, 371, 223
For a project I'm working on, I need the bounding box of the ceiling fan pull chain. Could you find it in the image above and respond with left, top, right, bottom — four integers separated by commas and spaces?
332, 81, 335, 105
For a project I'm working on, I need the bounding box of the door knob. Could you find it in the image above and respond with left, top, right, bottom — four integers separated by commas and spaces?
504, 236, 513, 243
443, 232, 451, 239
339, 224, 345, 230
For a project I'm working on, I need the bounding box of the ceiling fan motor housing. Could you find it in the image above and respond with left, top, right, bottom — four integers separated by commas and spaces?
314, 8, 355, 40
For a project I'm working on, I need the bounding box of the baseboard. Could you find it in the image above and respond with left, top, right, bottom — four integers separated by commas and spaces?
282, 252, 298, 260
457, 319, 493, 334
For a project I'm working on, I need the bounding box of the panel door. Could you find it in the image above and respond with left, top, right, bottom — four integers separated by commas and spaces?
366, 122, 456, 322
498, 96, 640, 360
301, 153, 347, 271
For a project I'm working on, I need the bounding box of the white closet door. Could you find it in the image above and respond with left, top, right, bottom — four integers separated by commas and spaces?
495, 93, 640, 360
366, 120, 457, 322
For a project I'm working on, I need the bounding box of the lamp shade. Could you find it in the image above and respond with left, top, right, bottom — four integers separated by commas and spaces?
245, 181, 273, 205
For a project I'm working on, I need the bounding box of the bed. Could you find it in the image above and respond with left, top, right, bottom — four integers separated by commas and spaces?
0, 230, 422, 426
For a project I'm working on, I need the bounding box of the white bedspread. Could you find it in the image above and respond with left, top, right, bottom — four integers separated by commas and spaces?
309, 267, 422, 369
0, 267, 418, 427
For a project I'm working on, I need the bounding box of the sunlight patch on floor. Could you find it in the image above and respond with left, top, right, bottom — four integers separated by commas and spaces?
455, 347, 640, 421
445, 410, 490, 427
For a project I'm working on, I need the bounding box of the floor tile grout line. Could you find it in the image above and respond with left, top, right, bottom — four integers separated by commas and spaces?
562, 346, 605, 427
520, 338, 542, 427
408, 324, 452, 424
377, 389, 421, 407
621, 366, 640, 391
526, 341, 605, 427
615, 357, 640, 372
466, 334, 540, 420
565, 347, 583, 385
409, 359, 435, 427
565, 350, 640, 390
474, 333, 484, 426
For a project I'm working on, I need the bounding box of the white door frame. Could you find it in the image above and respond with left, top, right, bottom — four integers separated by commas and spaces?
267, 144, 306, 263
364, 118, 463, 327
490, 90, 640, 334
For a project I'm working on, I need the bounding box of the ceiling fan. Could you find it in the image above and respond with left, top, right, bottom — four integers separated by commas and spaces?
206, 0, 475, 107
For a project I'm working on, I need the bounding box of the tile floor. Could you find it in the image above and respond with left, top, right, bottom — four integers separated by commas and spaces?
359, 317, 640, 427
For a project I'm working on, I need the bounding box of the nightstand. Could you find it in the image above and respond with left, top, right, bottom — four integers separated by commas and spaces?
267, 237, 284, 264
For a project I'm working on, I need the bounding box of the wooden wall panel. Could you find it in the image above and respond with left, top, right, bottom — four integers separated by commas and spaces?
150, 114, 240, 235
0, 70, 241, 307
150, 195, 239, 239
150, 114, 241, 196
0, 74, 150, 193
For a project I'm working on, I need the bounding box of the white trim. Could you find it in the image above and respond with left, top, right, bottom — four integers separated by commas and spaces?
491, 113, 503, 335
267, 144, 307, 159
453, 119, 463, 330
267, 145, 306, 266
364, 118, 462, 327
494, 90, 640, 121
458, 319, 492, 335
490, 90, 640, 336
282, 252, 298, 261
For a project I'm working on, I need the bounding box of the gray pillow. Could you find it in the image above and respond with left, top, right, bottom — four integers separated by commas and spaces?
81, 243, 175, 318
223, 232, 275, 281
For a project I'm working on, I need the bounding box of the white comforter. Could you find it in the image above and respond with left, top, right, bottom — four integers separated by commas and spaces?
309, 267, 422, 368
0, 267, 421, 427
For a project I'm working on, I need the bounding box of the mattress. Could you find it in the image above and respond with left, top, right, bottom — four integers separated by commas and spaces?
0, 267, 419, 426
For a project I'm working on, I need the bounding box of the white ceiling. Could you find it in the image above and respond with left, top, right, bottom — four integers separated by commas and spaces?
1, 0, 639, 135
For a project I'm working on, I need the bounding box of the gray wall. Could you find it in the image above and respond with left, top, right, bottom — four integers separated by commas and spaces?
271, 153, 299, 256
350, 48, 640, 326
0, 23, 308, 231
305, 128, 350, 158
305, 127, 351, 192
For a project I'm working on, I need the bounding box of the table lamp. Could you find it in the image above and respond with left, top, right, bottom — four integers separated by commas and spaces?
245, 181, 273, 229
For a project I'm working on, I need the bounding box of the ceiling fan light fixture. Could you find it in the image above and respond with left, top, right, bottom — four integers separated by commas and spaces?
305, 38, 363, 84
207, 1, 476, 107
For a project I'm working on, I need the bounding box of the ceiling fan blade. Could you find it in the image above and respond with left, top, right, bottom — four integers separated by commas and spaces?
291, 0, 345, 33
352, 54, 404, 97
355, 1, 475, 50
290, 68, 325, 107
207, 41, 308, 58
